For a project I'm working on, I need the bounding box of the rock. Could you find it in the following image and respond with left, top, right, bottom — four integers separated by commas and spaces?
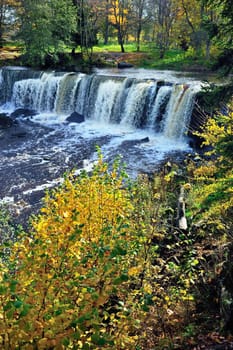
117, 61, 134, 69
10, 108, 38, 119
140, 137, 150, 143
0, 114, 14, 128
11, 130, 27, 138
121, 137, 150, 147
66, 112, 85, 124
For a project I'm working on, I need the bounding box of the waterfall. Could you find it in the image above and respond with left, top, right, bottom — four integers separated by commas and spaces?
0, 70, 3, 85
55, 73, 81, 114
74, 73, 93, 115
92, 80, 122, 123
162, 84, 196, 139
0, 67, 197, 140
0, 67, 41, 103
110, 78, 135, 123
12, 72, 61, 112
147, 85, 172, 130
120, 80, 154, 127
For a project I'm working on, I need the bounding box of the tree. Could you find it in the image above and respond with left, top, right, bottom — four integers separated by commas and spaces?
204, 0, 232, 48
101, 0, 111, 44
203, 0, 233, 74
109, 0, 131, 52
17, 0, 76, 66
154, 0, 178, 58
168, 0, 217, 59
0, 0, 18, 47
132, 0, 148, 52
75, 0, 99, 60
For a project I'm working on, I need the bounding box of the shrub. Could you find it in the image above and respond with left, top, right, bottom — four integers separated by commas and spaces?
0, 155, 148, 349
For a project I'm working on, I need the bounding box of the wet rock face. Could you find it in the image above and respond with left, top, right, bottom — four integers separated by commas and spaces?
117, 62, 134, 69
66, 112, 85, 124
0, 113, 14, 128
121, 137, 150, 147
10, 108, 38, 119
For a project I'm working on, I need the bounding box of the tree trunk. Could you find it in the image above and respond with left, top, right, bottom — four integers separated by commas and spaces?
104, 20, 109, 45
136, 25, 142, 52
0, 28, 3, 48
104, 0, 109, 45
206, 39, 211, 60
120, 41, 125, 53
117, 30, 125, 53
159, 47, 165, 59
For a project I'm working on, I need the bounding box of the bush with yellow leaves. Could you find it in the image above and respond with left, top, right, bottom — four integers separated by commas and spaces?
0, 154, 149, 349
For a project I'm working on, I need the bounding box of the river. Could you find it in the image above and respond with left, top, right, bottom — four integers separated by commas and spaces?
0, 66, 204, 224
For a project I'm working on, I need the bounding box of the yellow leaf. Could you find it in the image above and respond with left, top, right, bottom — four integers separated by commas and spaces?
37, 338, 49, 349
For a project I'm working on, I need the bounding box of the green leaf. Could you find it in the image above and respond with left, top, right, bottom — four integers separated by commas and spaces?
71, 312, 92, 327
9, 280, 19, 293
142, 305, 150, 312
3, 301, 13, 312
0, 285, 7, 295
113, 273, 128, 285
191, 259, 199, 266
91, 333, 107, 346
82, 343, 90, 350
13, 300, 23, 309
62, 338, 70, 346
6, 308, 14, 319
55, 308, 62, 316
72, 331, 81, 340
19, 305, 30, 317
111, 245, 127, 257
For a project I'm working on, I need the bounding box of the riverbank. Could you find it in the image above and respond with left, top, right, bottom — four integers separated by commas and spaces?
0, 44, 213, 73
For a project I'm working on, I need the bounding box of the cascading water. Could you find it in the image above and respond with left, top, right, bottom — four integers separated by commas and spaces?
4, 69, 197, 140
0, 66, 41, 103
12, 72, 61, 112
162, 84, 195, 139
146, 85, 172, 130
120, 80, 154, 127
92, 80, 122, 123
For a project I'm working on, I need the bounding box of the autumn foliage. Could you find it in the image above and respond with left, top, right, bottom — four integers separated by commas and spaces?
0, 154, 143, 349
0, 101, 233, 349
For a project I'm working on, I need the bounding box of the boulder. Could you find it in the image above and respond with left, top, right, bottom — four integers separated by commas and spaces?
0, 114, 14, 128
10, 108, 37, 119
117, 61, 134, 69
121, 137, 150, 147
66, 112, 85, 124
11, 129, 27, 138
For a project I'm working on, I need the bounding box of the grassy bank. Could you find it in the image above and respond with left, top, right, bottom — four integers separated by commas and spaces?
0, 41, 216, 72
92, 42, 216, 72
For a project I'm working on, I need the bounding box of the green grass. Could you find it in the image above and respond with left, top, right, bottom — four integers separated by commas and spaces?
92, 42, 150, 52
92, 42, 214, 71
93, 42, 135, 52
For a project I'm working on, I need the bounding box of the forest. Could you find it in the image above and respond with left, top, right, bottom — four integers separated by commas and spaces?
0, 0, 232, 72
0, 0, 233, 349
